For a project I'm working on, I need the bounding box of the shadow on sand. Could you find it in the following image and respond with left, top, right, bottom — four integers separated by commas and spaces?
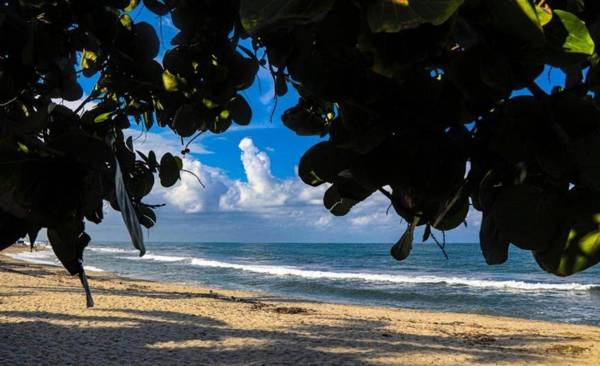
0, 261, 589, 365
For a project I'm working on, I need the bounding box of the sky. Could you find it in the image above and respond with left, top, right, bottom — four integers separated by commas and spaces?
68, 7, 567, 244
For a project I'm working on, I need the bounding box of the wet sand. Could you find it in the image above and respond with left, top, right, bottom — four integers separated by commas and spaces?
1, 247, 599, 365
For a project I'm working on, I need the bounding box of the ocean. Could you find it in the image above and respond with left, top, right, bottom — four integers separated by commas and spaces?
9, 241, 600, 325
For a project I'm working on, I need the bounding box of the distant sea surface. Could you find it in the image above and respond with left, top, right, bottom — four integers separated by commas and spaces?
10, 242, 600, 325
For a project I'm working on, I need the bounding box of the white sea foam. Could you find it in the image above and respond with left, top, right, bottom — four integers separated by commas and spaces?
7, 251, 104, 272
126, 253, 600, 292
85, 266, 105, 272
88, 247, 138, 254
123, 253, 187, 262
6, 251, 58, 266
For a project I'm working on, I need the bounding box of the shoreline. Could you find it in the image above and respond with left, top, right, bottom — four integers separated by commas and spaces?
8, 245, 600, 326
1, 248, 600, 365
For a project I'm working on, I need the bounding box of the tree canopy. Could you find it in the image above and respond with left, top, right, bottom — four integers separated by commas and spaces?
2, 0, 600, 305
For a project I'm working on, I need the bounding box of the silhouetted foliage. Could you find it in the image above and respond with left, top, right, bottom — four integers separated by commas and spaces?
2, 0, 600, 305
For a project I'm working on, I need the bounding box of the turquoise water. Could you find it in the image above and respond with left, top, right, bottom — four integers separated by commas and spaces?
15, 242, 600, 324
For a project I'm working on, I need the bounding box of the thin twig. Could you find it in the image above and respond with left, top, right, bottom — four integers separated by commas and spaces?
0, 96, 18, 107
73, 94, 94, 114
430, 231, 449, 260
527, 82, 547, 99
184, 131, 205, 151
140, 202, 167, 209
181, 168, 205, 188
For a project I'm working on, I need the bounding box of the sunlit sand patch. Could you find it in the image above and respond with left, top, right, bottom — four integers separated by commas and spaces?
147, 337, 271, 350
310, 346, 372, 355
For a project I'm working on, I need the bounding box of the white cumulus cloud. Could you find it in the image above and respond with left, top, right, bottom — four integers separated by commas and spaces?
164, 158, 230, 213
219, 138, 324, 211
147, 136, 459, 241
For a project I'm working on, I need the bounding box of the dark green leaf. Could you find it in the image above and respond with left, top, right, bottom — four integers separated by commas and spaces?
299, 142, 350, 186
114, 158, 146, 256
390, 225, 414, 261
173, 104, 200, 137
485, 0, 544, 45
479, 211, 510, 265
240, 0, 335, 34
323, 185, 357, 216
552, 10, 595, 55
137, 205, 157, 229
367, 0, 464, 33
159, 153, 181, 187
228, 95, 252, 125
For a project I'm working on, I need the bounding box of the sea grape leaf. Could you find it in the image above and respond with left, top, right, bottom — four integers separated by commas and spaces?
535, 4, 552, 26
275, 74, 288, 96
47, 221, 90, 275
544, 10, 595, 66
323, 185, 358, 216
535, 189, 600, 276
230, 55, 259, 90
61, 80, 84, 102
81, 49, 98, 76
162, 70, 179, 91
493, 184, 564, 251
173, 104, 200, 137
480, 210, 510, 265
115, 158, 146, 256
13, 101, 49, 134
159, 152, 181, 187
486, 0, 544, 45
433, 195, 469, 231
134, 22, 160, 60
209, 112, 232, 134
299, 142, 350, 187
282, 104, 328, 137
0, 212, 30, 251
125, 0, 140, 12
570, 130, 600, 190
367, 0, 464, 33
48, 132, 112, 170
390, 225, 414, 261
94, 112, 113, 123
228, 95, 252, 126
147, 151, 158, 172
422, 224, 431, 242
137, 205, 157, 229
130, 167, 154, 198
552, 10, 595, 56
163, 48, 195, 81
143, 111, 154, 130
120, 14, 133, 30
174, 156, 183, 170
239, 0, 336, 34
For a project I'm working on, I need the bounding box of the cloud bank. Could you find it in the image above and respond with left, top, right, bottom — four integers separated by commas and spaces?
91, 131, 480, 243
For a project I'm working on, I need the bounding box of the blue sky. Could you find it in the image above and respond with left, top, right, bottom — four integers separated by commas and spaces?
70, 7, 568, 244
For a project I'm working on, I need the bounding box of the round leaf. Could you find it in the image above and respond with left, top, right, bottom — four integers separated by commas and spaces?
228, 95, 252, 125
159, 153, 181, 187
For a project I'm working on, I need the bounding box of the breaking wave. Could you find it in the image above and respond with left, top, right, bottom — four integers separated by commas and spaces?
124, 253, 600, 292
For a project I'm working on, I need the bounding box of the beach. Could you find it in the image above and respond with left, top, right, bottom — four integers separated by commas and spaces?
1, 248, 599, 365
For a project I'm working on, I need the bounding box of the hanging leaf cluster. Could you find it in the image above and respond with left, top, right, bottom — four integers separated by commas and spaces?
0, 0, 257, 305
239, 0, 600, 277
2, 0, 600, 309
